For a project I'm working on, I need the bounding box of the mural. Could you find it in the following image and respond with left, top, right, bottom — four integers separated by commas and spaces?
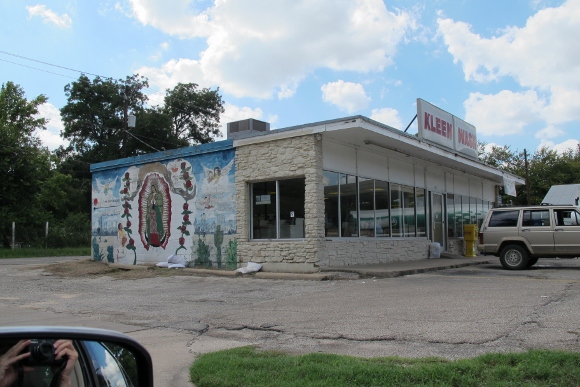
91, 148, 237, 268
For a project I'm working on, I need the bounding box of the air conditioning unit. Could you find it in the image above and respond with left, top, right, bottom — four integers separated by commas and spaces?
227, 118, 270, 139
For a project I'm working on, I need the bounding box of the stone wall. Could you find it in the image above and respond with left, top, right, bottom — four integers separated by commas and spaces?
235, 134, 325, 272
319, 239, 431, 267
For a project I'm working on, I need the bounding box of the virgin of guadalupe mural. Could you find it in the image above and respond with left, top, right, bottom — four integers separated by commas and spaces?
138, 173, 172, 250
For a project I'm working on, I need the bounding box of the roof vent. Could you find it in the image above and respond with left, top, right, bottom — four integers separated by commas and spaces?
227, 118, 270, 139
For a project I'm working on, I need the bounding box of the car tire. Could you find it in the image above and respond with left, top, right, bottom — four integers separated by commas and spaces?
499, 245, 529, 270
527, 257, 539, 267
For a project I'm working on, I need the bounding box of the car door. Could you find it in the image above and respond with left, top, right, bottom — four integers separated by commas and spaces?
519, 209, 554, 255
553, 208, 580, 255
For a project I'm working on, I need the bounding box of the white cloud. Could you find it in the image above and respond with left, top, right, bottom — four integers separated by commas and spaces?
439, 0, 580, 131
370, 107, 403, 129
35, 102, 69, 151
26, 5, 72, 28
463, 90, 544, 136
535, 125, 565, 139
538, 138, 580, 154
321, 80, 371, 113
129, 0, 414, 98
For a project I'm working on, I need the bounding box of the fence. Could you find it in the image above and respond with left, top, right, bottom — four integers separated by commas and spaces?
6, 221, 91, 249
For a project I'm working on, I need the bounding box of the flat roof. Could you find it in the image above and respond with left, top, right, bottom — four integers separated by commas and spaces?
234, 115, 525, 185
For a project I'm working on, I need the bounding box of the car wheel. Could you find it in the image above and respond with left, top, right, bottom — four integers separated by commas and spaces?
527, 257, 539, 267
500, 245, 529, 270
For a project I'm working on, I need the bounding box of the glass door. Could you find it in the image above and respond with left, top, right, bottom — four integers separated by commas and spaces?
431, 193, 445, 250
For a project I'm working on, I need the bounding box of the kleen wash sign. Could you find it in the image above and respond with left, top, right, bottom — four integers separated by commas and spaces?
417, 99, 477, 158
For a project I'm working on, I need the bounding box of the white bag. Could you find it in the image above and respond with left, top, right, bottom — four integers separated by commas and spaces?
167, 255, 187, 266
235, 261, 263, 274
429, 242, 441, 259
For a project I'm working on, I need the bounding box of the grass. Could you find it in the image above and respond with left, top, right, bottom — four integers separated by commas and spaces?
0, 247, 90, 258
190, 347, 580, 387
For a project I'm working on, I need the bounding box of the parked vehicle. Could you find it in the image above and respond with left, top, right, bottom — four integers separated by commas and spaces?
0, 326, 153, 386
478, 205, 580, 270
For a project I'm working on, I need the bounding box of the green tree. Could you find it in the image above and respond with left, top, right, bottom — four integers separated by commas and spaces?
479, 141, 580, 206
163, 83, 225, 144
0, 82, 53, 247
60, 74, 149, 162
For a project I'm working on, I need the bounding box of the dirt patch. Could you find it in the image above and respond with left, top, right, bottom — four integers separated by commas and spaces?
31, 259, 227, 280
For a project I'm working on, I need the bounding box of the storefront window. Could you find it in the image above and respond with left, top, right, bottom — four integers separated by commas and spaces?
359, 178, 375, 237
323, 171, 339, 237
447, 194, 457, 237
390, 184, 402, 237
416, 188, 426, 237
251, 178, 305, 239
403, 185, 416, 237
278, 179, 305, 238
252, 181, 277, 239
340, 174, 358, 237
375, 180, 390, 237
470, 197, 477, 225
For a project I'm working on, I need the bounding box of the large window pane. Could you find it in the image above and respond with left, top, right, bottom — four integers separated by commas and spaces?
252, 181, 277, 239
416, 188, 426, 237
375, 180, 390, 237
447, 194, 457, 237
403, 185, 416, 237
359, 178, 375, 237
456, 195, 464, 237
279, 178, 305, 238
340, 174, 358, 237
390, 184, 402, 237
476, 199, 484, 228
470, 197, 477, 225
323, 171, 339, 237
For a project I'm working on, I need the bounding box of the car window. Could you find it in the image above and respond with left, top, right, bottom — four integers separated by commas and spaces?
522, 210, 551, 226
554, 209, 580, 226
488, 210, 519, 227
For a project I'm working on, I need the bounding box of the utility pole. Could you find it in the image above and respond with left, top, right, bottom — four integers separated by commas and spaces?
121, 85, 129, 158
524, 149, 531, 205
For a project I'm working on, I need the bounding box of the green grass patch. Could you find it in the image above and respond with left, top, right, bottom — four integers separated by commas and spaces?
190, 347, 580, 387
0, 247, 90, 258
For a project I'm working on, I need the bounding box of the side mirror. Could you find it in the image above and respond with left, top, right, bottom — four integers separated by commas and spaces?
0, 326, 153, 387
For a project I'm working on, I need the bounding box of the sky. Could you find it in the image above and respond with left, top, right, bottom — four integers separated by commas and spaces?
1, 0, 579, 156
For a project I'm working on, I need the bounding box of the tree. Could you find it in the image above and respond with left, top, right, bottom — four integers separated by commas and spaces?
163, 83, 225, 144
60, 74, 149, 162
60, 75, 225, 164
0, 82, 51, 247
479, 141, 580, 206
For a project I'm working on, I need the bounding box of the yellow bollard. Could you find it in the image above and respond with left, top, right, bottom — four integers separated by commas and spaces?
463, 224, 478, 257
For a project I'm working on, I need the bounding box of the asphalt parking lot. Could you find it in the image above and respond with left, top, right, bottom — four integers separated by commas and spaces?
2, 256, 580, 386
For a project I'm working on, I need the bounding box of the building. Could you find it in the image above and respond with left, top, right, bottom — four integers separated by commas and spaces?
542, 184, 580, 206
90, 99, 524, 272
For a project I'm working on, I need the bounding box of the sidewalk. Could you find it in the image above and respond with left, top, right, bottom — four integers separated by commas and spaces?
241, 253, 496, 280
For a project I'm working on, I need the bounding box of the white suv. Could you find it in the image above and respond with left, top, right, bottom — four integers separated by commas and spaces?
478, 205, 580, 270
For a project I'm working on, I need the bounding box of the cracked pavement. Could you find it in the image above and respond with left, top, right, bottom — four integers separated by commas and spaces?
2, 257, 580, 386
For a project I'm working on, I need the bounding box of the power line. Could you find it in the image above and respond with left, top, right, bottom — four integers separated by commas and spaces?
0, 50, 108, 79
0, 50, 240, 122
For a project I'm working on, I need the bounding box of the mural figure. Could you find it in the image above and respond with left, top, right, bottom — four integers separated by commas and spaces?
138, 173, 172, 250
147, 185, 164, 246
116, 222, 127, 262
95, 176, 118, 199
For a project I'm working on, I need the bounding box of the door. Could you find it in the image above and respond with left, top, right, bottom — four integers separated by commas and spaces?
431, 193, 445, 249
520, 209, 554, 255
553, 208, 580, 254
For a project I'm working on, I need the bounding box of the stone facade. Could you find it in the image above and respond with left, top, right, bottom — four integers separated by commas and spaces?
235, 134, 325, 272
319, 239, 431, 267
236, 133, 436, 272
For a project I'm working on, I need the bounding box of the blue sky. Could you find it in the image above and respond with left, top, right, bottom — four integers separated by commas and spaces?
1, 0, 579, 155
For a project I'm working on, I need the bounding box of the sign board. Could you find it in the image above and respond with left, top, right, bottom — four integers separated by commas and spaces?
453, 117, 478, 158
417, 98, 478, 158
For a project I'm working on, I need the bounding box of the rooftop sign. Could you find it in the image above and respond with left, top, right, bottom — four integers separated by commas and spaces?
417, 98, 478, 158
